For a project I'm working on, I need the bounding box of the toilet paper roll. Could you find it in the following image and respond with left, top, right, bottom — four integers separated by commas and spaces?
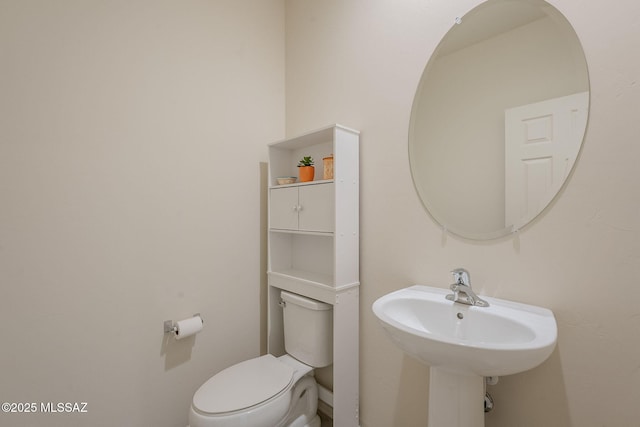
175, 315, 203, 340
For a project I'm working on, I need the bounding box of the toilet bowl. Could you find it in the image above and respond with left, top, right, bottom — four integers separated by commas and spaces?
188, 291, 332, 427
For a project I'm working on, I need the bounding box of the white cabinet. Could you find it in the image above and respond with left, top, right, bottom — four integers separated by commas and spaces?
267, 124, 359, 427
270, 182, 334, 233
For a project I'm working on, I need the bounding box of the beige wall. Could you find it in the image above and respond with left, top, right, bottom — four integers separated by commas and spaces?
0, 1, 283, 426
2, 1, 639, 426
286, 0, 640, 426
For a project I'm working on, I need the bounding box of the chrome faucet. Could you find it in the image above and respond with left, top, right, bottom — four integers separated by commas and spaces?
445, 268, 489, 307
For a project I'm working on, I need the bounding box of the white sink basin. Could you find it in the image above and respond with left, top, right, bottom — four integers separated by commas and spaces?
372, 285, 557, 376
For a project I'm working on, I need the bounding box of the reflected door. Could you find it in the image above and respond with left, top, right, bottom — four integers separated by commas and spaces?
505, 92, 588, 230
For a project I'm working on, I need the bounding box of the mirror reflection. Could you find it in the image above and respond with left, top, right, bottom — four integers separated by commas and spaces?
409, 0, 589, 240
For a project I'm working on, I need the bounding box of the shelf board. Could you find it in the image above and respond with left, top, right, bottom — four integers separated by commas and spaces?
267, 124, 359, 150
270, 269, 332, 286
267, 270, 359, 304
268, 270, 333, 304
269, 228, 333, 237
269, 179, 333, 189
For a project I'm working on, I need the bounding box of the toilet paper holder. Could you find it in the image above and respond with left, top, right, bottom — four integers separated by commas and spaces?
164, 313, 203, 335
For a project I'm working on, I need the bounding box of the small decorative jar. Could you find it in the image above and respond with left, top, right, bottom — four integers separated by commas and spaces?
323, 155, 334, 180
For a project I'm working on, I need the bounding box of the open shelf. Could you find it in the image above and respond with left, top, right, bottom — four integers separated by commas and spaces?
269, 179, 334, 190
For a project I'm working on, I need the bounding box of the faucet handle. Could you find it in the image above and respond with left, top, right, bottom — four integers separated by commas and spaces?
451, 268, 471, 287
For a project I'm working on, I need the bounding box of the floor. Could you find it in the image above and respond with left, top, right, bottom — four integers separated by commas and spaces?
319, 411, 332, 427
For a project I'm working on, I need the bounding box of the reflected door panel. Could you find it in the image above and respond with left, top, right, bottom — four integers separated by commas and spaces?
505, 92, 588, 229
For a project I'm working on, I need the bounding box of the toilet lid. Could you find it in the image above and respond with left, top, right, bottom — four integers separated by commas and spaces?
192, 354, 294, 414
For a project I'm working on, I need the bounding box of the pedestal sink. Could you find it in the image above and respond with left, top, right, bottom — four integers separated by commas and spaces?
372, 285, 557, 427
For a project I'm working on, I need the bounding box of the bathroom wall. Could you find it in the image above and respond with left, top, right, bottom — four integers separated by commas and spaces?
286, 0, 640, 426
0, 1, 283, 426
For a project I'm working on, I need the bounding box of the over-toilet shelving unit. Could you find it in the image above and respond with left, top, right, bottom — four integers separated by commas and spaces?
267, 124, 360, 427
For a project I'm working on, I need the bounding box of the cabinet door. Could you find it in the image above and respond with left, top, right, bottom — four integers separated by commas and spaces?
270, 187, 299, 230
299, 183, 334, 232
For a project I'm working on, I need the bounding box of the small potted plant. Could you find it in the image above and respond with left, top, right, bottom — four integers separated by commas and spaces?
297, 156, 315, 182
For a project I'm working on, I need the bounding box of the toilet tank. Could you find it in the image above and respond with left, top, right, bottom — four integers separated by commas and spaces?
281, 291, 333, 368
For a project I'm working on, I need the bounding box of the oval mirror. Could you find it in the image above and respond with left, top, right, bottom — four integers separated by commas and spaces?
409, 0, 589, 240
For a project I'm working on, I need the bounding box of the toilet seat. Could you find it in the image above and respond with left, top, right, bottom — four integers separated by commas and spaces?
192, 354, 294, 415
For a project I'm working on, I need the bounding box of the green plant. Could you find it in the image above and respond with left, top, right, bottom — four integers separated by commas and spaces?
297, 156, 314, 167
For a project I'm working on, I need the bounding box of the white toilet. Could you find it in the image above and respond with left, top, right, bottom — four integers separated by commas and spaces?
188, 290, 333, 427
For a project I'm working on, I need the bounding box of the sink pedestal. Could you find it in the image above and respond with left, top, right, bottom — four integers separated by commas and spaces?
428, 367, 484, 427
